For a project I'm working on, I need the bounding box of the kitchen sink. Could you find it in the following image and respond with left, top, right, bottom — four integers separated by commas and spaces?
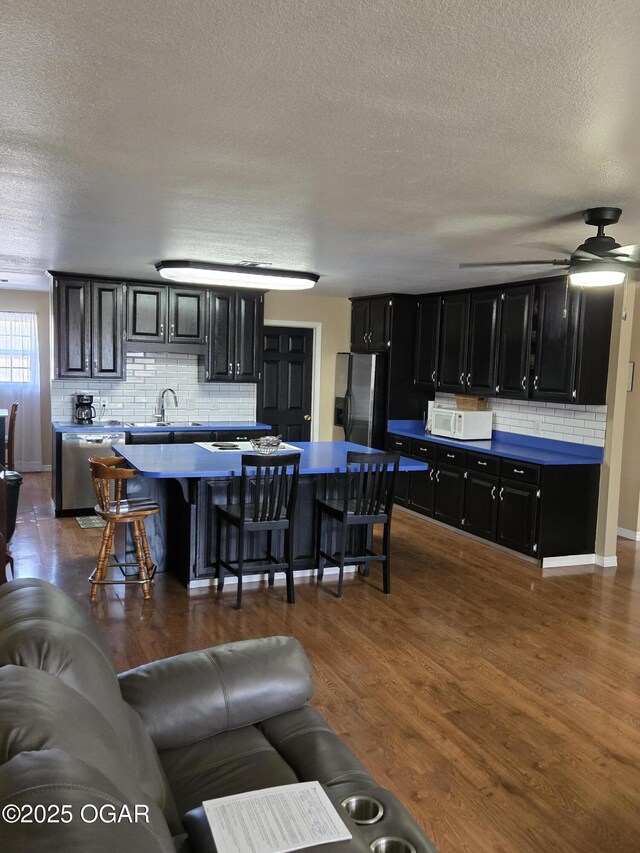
125, 421, 203, 427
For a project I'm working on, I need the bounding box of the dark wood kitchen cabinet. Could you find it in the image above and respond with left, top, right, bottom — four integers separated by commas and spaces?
530, 280, 579, 403
434, 463, 465, 527
203, 290, 263, 382
531, 279, 614, 404
53, 277, 124, 379
126, 284, 205, 346
496, 479, 539, 556
350, 297, 392, 352
462, 471, 499, 539
414, 294, 440, 387
437, 291, 469, 393
465, 288, 501, 395
496, 284, 534, 399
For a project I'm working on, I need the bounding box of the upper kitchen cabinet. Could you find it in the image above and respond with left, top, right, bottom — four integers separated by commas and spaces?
496, 284, 534, 399
53, 277, 124, 379
436, 291, 469, 393
202, 290, 263, 382
126, 284, 206, 347
414, 294, 440, 387
350, 297, 392, 352
531, 278, 614, 405
465, 288, 501, 395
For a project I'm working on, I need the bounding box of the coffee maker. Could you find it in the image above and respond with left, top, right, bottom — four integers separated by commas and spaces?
74, 393, 96, 425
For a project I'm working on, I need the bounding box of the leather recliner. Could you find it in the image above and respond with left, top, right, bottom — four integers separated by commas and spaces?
0, 578, 436, 852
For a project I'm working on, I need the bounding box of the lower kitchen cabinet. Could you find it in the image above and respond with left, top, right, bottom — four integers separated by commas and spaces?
389, 432, 600, 561
462, 471, 498, 539
496, 479, 539, 555
434, 464, 465, 527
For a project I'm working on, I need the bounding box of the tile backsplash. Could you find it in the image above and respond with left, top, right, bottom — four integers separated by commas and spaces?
51, 352, 257, 423
435, 393, 607, 447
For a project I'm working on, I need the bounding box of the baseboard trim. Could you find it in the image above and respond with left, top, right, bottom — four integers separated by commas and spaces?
13, 463, 50, 473
541, 553, 596, 569
188, 565, 356, 590
595, 554, 618, 568
617, 526, 640, 541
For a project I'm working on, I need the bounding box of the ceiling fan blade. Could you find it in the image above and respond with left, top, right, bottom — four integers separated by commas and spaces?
517, 242, 574, 254
610, 244, 640, 260
459, 259, 570, 268
572, 249, 606, 261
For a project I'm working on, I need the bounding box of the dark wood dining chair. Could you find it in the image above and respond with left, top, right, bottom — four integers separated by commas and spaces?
6, 402, 18, 470
88, 455, 159, 601
216, 452, 300, 609
315, 450, 400, 598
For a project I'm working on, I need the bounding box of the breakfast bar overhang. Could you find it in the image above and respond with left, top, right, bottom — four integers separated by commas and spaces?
116, 441, 428, 587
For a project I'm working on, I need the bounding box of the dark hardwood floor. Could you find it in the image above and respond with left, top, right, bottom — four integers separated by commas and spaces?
8, 473, 640, 852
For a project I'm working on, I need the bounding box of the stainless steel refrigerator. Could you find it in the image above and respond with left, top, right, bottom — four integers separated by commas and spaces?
335, 352, 388, 449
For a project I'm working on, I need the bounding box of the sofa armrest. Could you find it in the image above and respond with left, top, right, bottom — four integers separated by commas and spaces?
118, 636, 313, 750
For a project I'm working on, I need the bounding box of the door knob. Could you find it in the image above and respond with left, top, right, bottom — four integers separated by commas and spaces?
304, 414, 311, 421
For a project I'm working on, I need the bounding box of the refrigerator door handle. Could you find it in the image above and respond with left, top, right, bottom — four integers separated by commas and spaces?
343, 391, 353, 440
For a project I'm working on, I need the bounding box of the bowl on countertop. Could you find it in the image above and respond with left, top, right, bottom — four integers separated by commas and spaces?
250, 435, 283, 455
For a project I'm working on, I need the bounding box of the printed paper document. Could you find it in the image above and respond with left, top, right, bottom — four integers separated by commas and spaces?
202, 781, 352, 853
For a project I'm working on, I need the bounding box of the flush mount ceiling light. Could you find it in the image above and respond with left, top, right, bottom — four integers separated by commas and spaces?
155, 261, 319, 290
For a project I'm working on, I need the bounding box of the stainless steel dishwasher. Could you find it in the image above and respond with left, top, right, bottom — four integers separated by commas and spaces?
61, 432, 126, 511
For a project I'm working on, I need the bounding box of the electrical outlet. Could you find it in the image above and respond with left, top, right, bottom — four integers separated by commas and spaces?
533, 417, 543, 436
98, 397, 108, 409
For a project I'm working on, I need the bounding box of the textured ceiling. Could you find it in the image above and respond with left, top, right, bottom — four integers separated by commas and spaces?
2, 0, 640, 295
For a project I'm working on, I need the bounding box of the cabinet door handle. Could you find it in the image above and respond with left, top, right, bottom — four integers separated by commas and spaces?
85, 358, 89, 370
467, 373, 471, 385
431, 370, 436, 382
499, 487, 504, 501
228, 362, 233, 374
236, 362, 240, 374
435, 470, 440, 482
521, 376, 527, 390
171, 323, 175, 335
478, 460, 486, 466
459, 372, 465, 384
160, 322, 164, 336
491, 486, 496, 500
533, 375, 539, 391
513, 469, 524, 475
94, 358, 97, 368
419, 446, 428, 452
429, 469, 434, 481
446, 453, 455, 458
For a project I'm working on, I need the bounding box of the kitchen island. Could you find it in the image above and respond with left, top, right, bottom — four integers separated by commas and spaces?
117, 441, 428, 587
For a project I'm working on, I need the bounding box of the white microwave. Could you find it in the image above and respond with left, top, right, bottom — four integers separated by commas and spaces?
431, 408, 493, 440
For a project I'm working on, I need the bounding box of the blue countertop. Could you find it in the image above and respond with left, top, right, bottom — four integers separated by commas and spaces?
116, 441, 428, 478
388, 420, 604, 466
52, 421, 271, 433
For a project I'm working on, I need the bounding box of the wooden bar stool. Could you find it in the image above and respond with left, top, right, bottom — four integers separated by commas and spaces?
88, 455, 159, 601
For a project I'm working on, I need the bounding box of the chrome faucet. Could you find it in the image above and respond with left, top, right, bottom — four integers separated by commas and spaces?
157, 388, 179, 423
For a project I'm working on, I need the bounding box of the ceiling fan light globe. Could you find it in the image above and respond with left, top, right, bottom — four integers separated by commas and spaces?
568, 267, 626, 287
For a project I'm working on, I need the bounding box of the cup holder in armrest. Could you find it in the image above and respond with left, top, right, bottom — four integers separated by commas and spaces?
369, 837, 418, 853
341, 794, 384, 825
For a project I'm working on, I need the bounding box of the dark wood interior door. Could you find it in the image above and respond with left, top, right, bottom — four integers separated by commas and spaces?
259, 326, 313, 442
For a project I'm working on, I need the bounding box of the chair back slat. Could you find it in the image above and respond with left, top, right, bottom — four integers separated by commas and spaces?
345, 451, 400, 518
240, 453, 300, 524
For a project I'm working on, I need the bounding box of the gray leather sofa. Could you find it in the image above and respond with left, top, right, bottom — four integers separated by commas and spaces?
0, 578, 436, 852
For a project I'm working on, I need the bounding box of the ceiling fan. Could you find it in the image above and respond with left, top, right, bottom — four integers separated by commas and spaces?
460, 207, 640, 286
